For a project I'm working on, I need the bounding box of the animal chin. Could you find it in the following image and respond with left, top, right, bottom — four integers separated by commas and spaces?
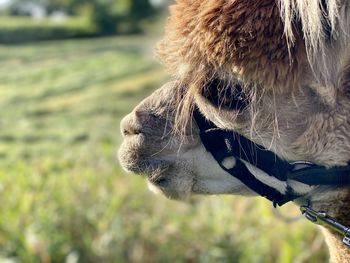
148, 182, 191, 200
144, 165, 194, 200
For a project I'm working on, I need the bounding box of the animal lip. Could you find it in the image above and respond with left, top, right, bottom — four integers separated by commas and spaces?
120, 157, 170, 176
148, 171, 170, 187
141, 160, 170, 175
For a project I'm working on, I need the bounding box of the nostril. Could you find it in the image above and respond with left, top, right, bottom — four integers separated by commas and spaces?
120, 114, 142, 137
134, 109, 142, 118
122, 128, 132, 136
122, 127, 141, 137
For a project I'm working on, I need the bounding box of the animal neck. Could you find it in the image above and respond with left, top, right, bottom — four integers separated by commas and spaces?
305, 187, 350, 262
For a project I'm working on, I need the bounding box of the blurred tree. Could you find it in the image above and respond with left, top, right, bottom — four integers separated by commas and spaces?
8, 0, 161, 34
116, 0, 158, 33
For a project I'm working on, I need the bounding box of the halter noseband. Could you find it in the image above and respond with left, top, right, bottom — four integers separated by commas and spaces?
193, 108, 350, 247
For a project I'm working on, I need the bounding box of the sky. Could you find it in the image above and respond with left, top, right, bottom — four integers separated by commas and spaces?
0, 0, 10, 8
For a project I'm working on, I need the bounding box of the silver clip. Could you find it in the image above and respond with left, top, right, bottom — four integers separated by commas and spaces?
300, 206, 350, 249
343, 230, 350, 248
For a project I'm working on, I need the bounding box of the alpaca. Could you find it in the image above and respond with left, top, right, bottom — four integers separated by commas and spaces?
118, 0, 350, 261
119, 83, 350, 262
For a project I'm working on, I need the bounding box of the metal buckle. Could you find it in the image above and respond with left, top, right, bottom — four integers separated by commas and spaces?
300, 206, 350, 249
290, 161, 315, 172
344, 230, 350, 248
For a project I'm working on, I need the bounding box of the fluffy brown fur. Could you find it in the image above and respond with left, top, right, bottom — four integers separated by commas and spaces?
157, 0, 306, 88
156, 0, 311, 137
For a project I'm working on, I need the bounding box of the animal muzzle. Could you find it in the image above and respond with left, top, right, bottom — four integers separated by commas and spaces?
118, 111, 171, 176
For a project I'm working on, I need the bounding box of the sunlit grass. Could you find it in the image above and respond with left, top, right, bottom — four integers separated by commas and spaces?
0, 16, 89, 29
0, 36, 328, 262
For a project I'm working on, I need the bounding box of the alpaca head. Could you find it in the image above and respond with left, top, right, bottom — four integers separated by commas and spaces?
119, 0, 350, 201
118, 82, 255, 199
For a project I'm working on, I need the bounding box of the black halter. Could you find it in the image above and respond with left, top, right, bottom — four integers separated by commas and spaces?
194, 108, 350, 247
193, 108, 350, 206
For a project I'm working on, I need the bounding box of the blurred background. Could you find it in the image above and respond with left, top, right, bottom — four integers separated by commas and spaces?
0, 0, 328, 262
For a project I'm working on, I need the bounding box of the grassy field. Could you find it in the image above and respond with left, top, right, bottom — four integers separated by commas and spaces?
0, 16, 95, 43
0, 36, 328, 263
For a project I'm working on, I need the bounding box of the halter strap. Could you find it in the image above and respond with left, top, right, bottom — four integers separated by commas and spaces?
193, 108, 350, 206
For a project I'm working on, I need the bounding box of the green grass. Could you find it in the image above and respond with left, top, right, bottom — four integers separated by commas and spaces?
0, 16, 95, 43
0, 16, 89, 29
0, 36, 328, 262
